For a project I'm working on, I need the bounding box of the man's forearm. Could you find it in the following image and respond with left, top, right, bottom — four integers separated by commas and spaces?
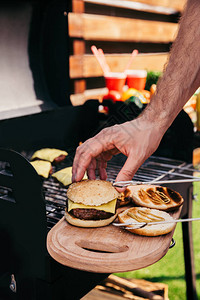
141, 0, 200, 131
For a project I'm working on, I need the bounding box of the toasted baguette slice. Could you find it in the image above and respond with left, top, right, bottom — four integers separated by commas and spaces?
126, 185, 183, 211
118, 207, 176, 236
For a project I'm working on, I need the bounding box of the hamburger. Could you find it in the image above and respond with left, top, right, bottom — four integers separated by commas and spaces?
65, 180, 120, 227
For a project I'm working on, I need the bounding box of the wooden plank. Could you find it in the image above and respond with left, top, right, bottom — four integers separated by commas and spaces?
70, 55, 84, 78
74, 79, 86, 93
105, 275, 164, 299
72, 0, 85, 13
70, 88, 107, 106
82, 274, 169, 300
81, 288, 125, 300
72, 39, 86, 93
84, 0, 179, 15
69, 13, 83, 38
70, 53, 169, 78
73, 40, 85, 55
128, 0, 186, 12
68, 13, 178, 42
71, 0, 86, 93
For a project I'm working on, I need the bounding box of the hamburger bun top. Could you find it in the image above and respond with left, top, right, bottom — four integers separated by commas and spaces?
67, 180, 120, 206
126, 184, 183, 211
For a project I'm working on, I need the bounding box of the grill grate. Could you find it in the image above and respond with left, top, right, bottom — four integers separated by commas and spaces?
42, 154, 198, 231
0, 152, 198, 232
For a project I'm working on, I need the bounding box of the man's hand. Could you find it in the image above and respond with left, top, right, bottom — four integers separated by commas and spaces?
72, 117, 165, 190
72, 0, 200, 189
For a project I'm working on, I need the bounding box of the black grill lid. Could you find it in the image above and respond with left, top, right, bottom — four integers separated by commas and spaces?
0, 0, 70, 120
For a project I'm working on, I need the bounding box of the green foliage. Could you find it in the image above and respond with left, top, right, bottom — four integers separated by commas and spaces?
145, 70, 162, 91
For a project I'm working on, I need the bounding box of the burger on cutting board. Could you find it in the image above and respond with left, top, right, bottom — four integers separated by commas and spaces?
65, 179, 184, 236
65, 180, 120, 227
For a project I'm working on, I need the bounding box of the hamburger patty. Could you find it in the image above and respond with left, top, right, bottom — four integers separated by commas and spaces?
71, 208, 114, 220
53, 154, 66, 164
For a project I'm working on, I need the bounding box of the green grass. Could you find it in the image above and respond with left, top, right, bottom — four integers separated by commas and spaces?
115, 182, 200, 300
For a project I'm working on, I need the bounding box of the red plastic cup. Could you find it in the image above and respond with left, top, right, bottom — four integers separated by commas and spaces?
104, 72, 126, 93
126, 70, 147, 91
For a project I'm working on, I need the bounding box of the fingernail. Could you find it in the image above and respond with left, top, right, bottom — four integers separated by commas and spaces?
72, 169, 76, 182
115, 187, 126, 193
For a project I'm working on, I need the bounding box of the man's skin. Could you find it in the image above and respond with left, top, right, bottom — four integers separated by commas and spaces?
72, 0, 200, 191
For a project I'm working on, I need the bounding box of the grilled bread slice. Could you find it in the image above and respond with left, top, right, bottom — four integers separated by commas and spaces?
118, 207, 176, 236
126, 185, 183, 211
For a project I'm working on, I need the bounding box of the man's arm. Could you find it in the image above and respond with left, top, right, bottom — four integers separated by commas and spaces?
145, 0, 200, 130
72, 0, 200, 189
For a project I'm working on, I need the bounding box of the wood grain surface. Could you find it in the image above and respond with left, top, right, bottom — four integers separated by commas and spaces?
83, 0, 186, 13
69, 13, 178, 43
69, 53, 168, 78
47, 207, 181, 273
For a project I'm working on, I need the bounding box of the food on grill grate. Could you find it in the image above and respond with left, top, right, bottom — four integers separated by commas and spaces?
126, 184, 184, 211
31, 148, 68, 163
52, 166, 87, 186
31, 160, 52, 178
65, 180, 120, 227
118, 207, 176, 236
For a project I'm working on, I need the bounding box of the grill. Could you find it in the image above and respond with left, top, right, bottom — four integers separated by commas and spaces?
0, 0, 198, 299
14, 151, 195, 233
37, 153, 199, 300
0, 150, 198, 300
42, 153, 196, 231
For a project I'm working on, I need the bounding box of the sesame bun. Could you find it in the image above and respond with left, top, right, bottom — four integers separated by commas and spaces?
67, 180, 120, 206
65, 210, 117, 228
126, 185, 183, 211
118, 207, 176, 236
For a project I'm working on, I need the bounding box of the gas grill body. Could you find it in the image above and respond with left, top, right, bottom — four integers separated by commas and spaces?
0, 149, 108, 300
0, 1, 197, 300
0, 0, 107, 299
0, 149, 197, 300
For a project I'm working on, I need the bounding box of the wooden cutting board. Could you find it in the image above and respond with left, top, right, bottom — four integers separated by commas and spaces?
47, 207, 181, 273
